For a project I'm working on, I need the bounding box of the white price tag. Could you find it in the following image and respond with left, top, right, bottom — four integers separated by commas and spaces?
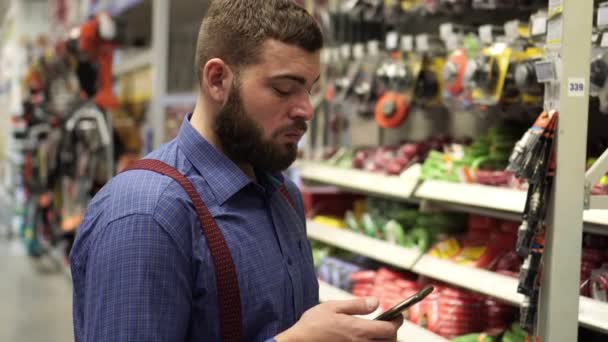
568, 78, 586, 97
531, 16, 547, 36
386, 31, 399, 51
367, 40, 380, 56
341, 44, 351, 59
599, 3, 608, 27
353, 44, 365, 59
504, 20, 519, 40
416, 34, 429, 52
440, 23, 454, 41
601, 33, 608, 48
331, 48, 340, 62
446, 35, 460, 51
535, 60, 558, 83
479, 25, 493, 44
401, 35, 413, 52
548, 0, 563, 17
546, 17, 563, 47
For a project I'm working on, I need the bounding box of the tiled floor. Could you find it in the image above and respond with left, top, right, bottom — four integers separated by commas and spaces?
0, 236, 73, 341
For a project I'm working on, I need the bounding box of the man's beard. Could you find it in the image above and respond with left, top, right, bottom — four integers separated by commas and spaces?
214, 82, 307, 173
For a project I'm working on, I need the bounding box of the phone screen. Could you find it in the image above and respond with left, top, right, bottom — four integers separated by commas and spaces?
374, 285, 434, 321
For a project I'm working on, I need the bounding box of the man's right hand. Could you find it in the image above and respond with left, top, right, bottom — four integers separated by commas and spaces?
275, 297, 403, 342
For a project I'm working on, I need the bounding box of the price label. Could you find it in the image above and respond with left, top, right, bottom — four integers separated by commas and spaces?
386, 31, 399, 51
504, 20, 520, 40
479, 25, 493, 44
440, 23, 454, 41
331, 48, 341, 62
546, 17, 563, 47
601, 33, 608, 48
598, 2, 608, 27
535, 60, 558, 83
531, 16, 547, 36
548, 0, 563, 17
568, 78, 586, 97
416, 34, 429, 52
401, 35, 413, 52
341, 44, 351, 59
353, 44, 365, 59
446, 35, 461, 51
367, 40, 380, 56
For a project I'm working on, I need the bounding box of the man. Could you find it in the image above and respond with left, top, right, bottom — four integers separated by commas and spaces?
70, 0, 403, 341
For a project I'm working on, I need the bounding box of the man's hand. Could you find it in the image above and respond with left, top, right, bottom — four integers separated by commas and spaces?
275, 297, 404, 342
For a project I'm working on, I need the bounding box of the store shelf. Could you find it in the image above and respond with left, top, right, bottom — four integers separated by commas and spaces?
308, 221, 422, 270
309, 221, 608, 332
579, 297, 608, 332
318, 281, 449, 342
415, 180, 526, 214
411, 254, 523, 305
308, 220, 522, 304
297, 160, 421, 201
114, 49, 152, 76
583, 210, 608, 227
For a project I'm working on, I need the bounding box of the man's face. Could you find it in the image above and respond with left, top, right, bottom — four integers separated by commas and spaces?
215, 40, 320, 173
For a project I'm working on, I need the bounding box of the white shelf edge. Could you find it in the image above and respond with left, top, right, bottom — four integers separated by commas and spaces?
308, 221, 422, 269
297, 164, 608, 230
297, 160, 420, 200
318, 281, 449, 342
309, 221, 608, 332
114, 49, 153, 76
416, 180, 527, 213
579, 296, 608, 332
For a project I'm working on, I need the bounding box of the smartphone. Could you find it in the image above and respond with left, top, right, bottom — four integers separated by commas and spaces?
374, 285, 434, 321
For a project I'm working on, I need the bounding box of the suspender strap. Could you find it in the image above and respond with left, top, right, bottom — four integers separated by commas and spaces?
123, 159, 242, 342
278, 185, 295, 209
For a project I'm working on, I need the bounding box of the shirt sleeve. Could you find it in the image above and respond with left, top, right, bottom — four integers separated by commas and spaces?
78, 214, 192, 341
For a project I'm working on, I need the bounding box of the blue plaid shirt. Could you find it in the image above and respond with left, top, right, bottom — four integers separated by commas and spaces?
70, 114, 319, 341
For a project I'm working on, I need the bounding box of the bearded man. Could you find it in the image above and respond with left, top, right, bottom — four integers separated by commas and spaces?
70, 1, 403, 341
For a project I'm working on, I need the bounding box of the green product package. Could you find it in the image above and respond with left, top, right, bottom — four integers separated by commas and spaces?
361, 213, 380, 238
383, 220, 407, 246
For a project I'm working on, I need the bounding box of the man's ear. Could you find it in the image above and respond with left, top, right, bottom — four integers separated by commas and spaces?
202, 58, 234, 103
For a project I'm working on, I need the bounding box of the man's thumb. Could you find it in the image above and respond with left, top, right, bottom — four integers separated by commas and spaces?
327, 297, 379, 315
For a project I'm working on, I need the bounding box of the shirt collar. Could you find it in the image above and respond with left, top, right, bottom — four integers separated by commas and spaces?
177, 114, 253, 205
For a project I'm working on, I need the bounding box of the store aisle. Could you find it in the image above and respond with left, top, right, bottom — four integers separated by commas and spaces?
0, 238, 73, 342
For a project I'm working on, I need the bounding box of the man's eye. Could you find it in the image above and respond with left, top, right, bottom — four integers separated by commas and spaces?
273, 87, 292, 97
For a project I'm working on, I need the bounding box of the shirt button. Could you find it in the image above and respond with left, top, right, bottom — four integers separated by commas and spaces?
287, 257, 293, 266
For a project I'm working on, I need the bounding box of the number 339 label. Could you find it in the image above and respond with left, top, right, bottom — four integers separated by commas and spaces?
568, 78, 585, 97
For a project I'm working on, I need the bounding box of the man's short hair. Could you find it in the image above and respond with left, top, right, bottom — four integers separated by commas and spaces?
195, 0, 324, 83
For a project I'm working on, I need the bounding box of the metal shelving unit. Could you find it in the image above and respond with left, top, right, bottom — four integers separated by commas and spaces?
308, 221, 608, 333
299, 161, 608, 231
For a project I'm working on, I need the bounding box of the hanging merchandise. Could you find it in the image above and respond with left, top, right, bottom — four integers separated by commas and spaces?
502, 21, 545, 106
590, 48, 608, 114
59, 103, 112, 233
79, 12, 120, 111
413, 35, 446, 108
506, 109, 558, 334
466, 42, 512, 106
351, 42, 385, 120
374, 52, 419, 128
443, 33, 481, 108
512, 48, 545, 105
